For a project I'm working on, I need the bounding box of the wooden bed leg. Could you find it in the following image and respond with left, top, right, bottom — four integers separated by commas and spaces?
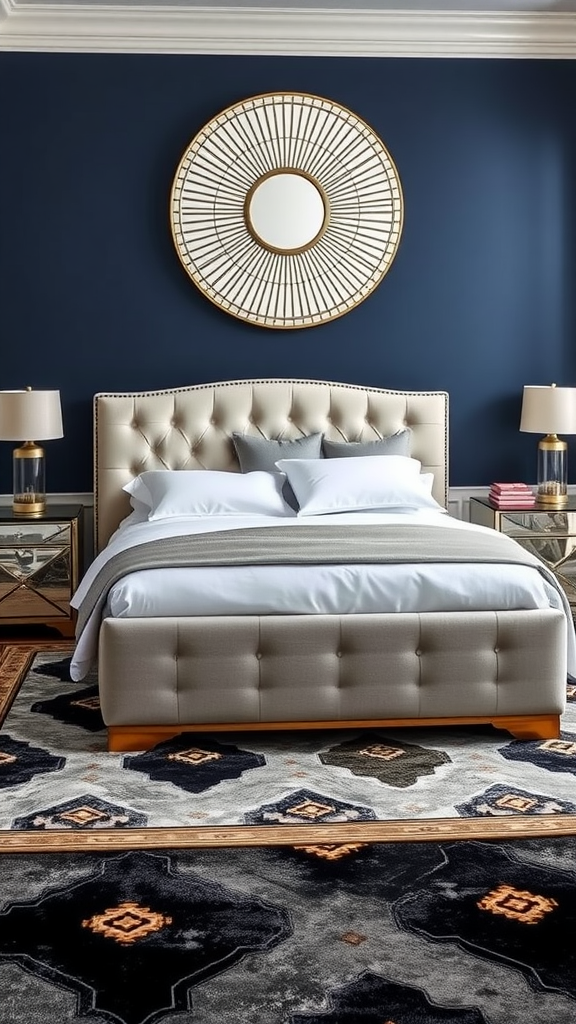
495, 714, 560, 740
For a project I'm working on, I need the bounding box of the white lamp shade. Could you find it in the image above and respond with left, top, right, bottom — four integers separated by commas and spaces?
0, 389, 63, 441
519, 385, 576, 436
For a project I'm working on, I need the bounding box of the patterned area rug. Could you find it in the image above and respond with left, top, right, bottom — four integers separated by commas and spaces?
2, 645, 576, 850
2, 835, 576, 1023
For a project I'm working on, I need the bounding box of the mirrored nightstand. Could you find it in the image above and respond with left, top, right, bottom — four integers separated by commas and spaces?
0, 504, 83, 636
470, 496, 576, 610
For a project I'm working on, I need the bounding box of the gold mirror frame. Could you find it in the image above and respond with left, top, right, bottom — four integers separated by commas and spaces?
170, 92, 404, 330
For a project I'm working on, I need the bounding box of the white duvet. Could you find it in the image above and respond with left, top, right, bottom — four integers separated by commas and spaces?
70, 508, 576, 681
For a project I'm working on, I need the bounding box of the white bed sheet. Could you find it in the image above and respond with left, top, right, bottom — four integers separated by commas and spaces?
70, 509, 576, 681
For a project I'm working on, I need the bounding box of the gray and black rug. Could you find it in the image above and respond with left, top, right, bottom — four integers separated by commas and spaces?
2, 647, 576, 1022
2, 646, 576, 848
1, 834, 576, 1023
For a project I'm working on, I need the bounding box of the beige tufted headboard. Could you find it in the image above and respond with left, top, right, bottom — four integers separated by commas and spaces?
93, 378, 449, 552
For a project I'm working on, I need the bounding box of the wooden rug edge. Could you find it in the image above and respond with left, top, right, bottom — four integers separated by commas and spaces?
2, 815, 576, 853
0, 641, 75, 728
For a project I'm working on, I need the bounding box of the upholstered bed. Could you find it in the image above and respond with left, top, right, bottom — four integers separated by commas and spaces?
71, 377, 572, 751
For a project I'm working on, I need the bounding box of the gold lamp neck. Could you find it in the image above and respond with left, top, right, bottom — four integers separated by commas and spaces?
539, 433, 567, 452
14, 440, 45, 459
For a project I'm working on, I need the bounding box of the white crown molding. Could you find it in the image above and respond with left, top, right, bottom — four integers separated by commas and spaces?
1, 5, 576, 57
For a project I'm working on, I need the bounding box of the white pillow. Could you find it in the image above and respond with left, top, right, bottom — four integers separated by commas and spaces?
123, 470, 294, 520
274, 455, 443, 516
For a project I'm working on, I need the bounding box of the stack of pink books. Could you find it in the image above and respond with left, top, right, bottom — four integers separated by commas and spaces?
488, 482, 536, 508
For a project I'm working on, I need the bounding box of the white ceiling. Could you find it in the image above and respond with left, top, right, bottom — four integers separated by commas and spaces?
1, 0, 576, 55
6, 0, 576, 8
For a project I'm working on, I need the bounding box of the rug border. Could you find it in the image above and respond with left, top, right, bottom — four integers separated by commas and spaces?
3, 816, 576, 853
2, 644, 576, 853
0, 640, 74, 729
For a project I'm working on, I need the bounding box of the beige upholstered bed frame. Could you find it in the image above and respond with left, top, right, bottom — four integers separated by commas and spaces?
93, 378, 566, 751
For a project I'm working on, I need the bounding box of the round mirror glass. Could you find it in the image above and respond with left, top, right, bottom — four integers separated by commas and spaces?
247, 172, 327, 252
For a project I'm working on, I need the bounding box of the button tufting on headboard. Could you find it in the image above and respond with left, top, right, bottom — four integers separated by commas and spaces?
93, 378, 449, 552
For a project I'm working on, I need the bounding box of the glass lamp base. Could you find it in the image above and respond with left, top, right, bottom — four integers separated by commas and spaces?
536, 488, 568, 508
13, 442, 46, 516
12, 498, 47, 516
536, 434, 568, 507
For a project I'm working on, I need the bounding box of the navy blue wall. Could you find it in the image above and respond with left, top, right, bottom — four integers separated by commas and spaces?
1, 52, 575, 494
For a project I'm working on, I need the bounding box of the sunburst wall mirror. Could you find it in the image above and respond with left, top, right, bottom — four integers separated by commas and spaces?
170, 92, 404, 330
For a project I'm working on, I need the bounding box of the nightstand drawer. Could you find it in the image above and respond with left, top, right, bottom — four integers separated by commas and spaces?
0, 573, 71, 618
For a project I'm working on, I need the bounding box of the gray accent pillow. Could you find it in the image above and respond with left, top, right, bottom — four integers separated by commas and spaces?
232, 432, 324, 510
322, 429, 412, 459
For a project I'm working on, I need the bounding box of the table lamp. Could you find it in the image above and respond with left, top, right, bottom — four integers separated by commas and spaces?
519, 383, 576, 507
0, 387, 64, 515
